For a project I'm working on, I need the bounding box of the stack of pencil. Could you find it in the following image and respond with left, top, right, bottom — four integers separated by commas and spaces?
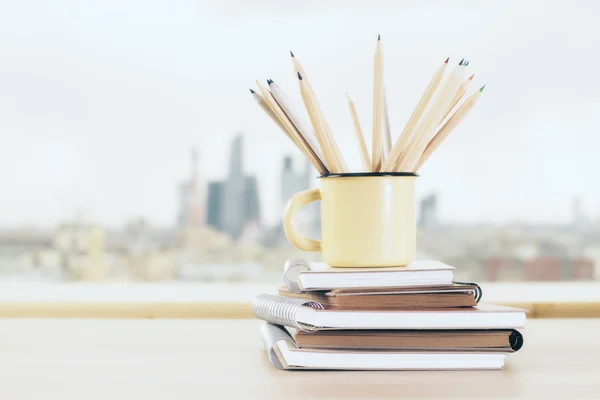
250, 36, 484, 173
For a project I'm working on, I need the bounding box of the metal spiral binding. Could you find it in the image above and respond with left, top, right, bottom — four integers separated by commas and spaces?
252, 293, 324, 332
283, 257, 312, 293
260, 323, 296, 370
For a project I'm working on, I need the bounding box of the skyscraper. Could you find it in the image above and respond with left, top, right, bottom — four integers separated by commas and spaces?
206, 181, 224, 231
418, 193, 439, 229
220, 133, 262, 240
244, 176, 261, 224
176, 148, 204, 228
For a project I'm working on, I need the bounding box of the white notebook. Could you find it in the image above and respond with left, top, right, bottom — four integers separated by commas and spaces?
252, 294, 527, 331
284, 258, 454, 292
261, 323, 506, 370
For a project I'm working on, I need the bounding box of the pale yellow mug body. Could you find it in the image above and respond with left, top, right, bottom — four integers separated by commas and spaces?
283, 173, 417, 267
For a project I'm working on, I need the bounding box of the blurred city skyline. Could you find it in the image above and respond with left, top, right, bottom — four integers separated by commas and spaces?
1, 1, 600, 228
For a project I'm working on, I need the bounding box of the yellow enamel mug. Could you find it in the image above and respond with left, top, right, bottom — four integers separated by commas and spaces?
283, 172, 418, 267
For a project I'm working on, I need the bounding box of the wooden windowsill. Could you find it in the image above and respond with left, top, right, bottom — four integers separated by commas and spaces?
1, 281, 599, 318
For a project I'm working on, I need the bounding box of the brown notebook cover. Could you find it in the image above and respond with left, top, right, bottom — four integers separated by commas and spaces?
294, 329, 524, 352
278, 282, 481, 310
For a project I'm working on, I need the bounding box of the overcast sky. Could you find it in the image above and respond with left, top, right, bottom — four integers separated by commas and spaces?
0, 0, 599, 228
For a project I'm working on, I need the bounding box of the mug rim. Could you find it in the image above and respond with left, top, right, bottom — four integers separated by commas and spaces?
319, 172, 419, 178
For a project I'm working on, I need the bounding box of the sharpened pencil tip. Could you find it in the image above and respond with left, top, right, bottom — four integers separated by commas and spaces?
480, 85, 486, 92
267, 79, 273, 85
459, 58, 464, 66
469, 74, 475, 80
290, 51, 295, 57
377, 34, 381, 41
465, 60, 470, 66
297, 72, 303, 80
249, 88, 255, 94
444, 57, 449, 64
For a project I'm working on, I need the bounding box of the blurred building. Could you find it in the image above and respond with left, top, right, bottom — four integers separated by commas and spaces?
0, 230, 54, 280
177, 148, 204, 228
220, 134, 261, 240
55, 221, 115, 281
206, 181, 224, 231
418, 193, 439, 229
571, 196, 587, 228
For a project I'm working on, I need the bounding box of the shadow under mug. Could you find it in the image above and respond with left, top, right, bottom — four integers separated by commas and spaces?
283, 172, 418, 268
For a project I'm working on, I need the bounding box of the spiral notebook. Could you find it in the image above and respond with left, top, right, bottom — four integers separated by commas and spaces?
252, 294, 527, 332
261, 323, 508, 370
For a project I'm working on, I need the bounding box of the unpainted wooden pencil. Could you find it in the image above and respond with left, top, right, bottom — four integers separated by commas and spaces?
296, 73, 340, 172
291, 53, 348, 172
381, 58, 448, 172
371, 35, 384, 171
255, 80, 328, 175
383, 88, 392, 161
414, 85, 484, 171
250, 88, 289, 138
395, 60, 466, 171
268, 80, 327, 166
346, 93, 371, 172
441, 73, 474, 122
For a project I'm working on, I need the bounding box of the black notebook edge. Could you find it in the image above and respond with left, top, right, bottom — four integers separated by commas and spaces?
509, 329, 524, 352
453, 281, 483, 303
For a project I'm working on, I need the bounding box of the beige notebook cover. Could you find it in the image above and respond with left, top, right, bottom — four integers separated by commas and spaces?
278, 283, 480, 309
260, 323, 510, 371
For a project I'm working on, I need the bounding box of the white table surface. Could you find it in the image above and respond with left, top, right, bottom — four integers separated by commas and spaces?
0, 318, 598, 399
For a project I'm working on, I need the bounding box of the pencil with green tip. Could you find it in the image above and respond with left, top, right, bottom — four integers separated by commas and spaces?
413, 85, 485, 171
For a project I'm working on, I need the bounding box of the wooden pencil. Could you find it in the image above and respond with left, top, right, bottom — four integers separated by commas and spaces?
296, 72, 340, 172
414, 85, 484, 171
395, 59, 466, 172
292, 54, 348, 173
268, 79, 326, 166
291, 53, 348, 172
381, 58, 448, 172
250, 45, 484, 174
250, 89, 289, 138
371, 35, 384, 171
346, 92, 371, 172
254, 80, 328, 175
442, 73, 474, 122
383, 88, 392, 160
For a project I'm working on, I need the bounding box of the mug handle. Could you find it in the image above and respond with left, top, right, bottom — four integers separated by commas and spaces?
283, 188, 321, 252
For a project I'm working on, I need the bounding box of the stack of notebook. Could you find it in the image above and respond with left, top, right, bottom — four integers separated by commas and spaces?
253, 258, 526, 370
